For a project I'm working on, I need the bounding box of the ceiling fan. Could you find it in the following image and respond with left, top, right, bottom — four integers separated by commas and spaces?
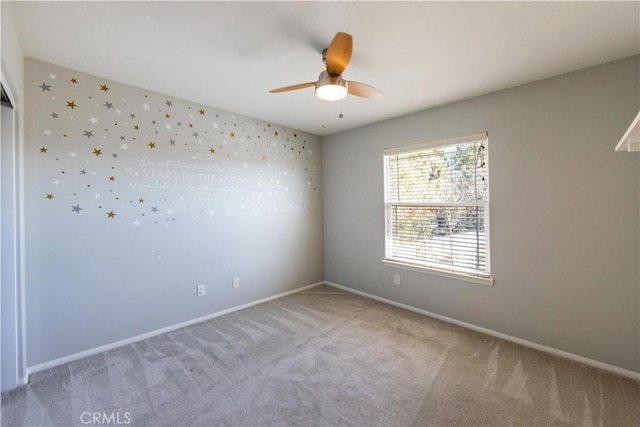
269, 32, 382, 101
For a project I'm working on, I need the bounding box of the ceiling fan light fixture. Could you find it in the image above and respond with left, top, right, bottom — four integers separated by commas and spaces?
315, 73, 348, 101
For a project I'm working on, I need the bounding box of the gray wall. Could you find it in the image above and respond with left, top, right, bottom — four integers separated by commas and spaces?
23, 59, 324, 367
323, 56, 640, 373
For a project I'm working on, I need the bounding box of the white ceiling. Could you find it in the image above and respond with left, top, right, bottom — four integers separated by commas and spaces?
11, 1, 640, 136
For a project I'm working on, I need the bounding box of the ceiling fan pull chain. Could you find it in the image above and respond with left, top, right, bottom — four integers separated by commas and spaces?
321, 105, 327, 130
339, 98, 344, 119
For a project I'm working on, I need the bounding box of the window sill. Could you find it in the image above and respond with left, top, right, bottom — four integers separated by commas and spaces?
382, 259, 494, 286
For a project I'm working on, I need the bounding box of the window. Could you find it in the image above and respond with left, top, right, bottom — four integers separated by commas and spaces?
383, 132, 491, 283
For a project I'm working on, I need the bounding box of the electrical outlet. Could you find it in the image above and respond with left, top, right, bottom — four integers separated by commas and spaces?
394, 275, 400, 286
197, 284, 206, 297
233, 277, 239, 289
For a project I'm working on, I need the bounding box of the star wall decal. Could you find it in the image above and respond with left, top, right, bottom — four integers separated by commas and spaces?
34, 64, 319, 235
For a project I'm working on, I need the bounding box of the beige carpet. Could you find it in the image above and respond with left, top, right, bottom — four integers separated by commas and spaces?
1, 284, 639, 426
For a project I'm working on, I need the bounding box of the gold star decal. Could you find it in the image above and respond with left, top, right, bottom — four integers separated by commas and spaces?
274, 131, 278, 136
188, 123, 193, 128
39, 147, 48, 153
138, 198, 144, 203
133, 125, 140, 130
230, 132, 235, 138
107, 211, 116, 218
165, 113, 170, 118
99, 84, 109, 92
45, 194, 54, 200
70, 78, 78, 84
108, 176, 116, 181
92, 148, 103, 156
148, 142, 156, 149
198, 109, 205, 115
262, 155, 266, 160
66, 101, 77, 109
209, 148, 216, 154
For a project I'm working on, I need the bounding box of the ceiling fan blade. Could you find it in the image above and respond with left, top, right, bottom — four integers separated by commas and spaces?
347, 81, 382, 99
269, 82, 316, 93
325, 32, 352, 76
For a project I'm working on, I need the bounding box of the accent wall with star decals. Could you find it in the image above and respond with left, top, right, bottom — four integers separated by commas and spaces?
24, 58, 324, 367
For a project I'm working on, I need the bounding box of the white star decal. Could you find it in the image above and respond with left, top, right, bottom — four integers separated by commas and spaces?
88, 116, 99, 125
213, 122, 219, 128
141, 103, 150, 111
133, 219, 141, 227
164, 123, 172, 130
48, 73, 57, 80
52, 179, 61, 185
69, 152, 77, 158
166, 209, 174, 215
93, 193, 101, 199
120, 143, 129, 151
44, 130, 52, 136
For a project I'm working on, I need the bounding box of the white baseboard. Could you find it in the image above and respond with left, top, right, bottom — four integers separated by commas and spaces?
324, 281, 640, 381
27, 282, 324, 376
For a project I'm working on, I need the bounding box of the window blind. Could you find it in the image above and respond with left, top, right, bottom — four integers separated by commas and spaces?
383, 132, 490, 277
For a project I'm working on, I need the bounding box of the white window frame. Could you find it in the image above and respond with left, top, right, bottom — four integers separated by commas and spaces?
382, 132, 493, 286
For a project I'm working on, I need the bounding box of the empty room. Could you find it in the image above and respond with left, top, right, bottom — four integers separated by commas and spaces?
1, 1, 639, 426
